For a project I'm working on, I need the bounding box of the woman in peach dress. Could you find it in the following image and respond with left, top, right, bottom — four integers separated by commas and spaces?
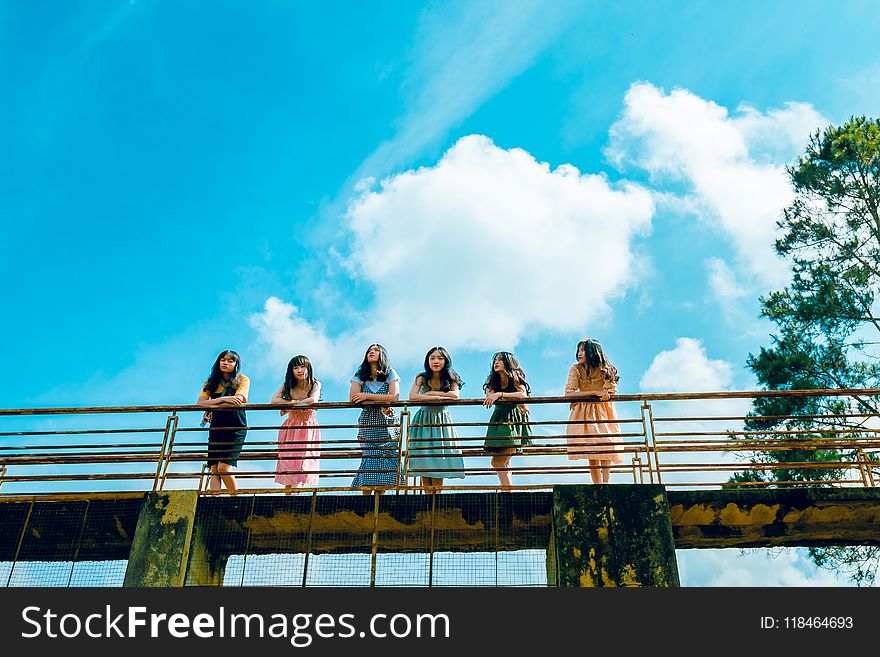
564, 339, 623, 484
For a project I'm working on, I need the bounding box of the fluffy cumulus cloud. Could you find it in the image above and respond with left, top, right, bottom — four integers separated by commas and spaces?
252, 135, 655, 376
607, 82, 826, 288
249, 297, 353, 380
640, 337, 734, 392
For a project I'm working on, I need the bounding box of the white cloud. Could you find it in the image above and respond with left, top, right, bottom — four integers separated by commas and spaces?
252, 135, 655, 377
640, 337, 734, 393
678, 548, 845, 587
705, 258, 771, 338
705, 257, 756, 329
706, 258, 747, 305
607, 82, 826, 288
248, 297, 353, 381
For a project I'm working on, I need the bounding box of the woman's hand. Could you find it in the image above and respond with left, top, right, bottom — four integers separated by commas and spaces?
483, 392, 502, 408
598, 390, 611, 401
351, 392, 367, 403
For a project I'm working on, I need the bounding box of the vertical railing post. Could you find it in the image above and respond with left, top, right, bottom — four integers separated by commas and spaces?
237, 495, 257, 586
864, 451, 877, 488
428, 491, 436, 587
301, 491, 317, 587
153, 412, 175, 491
630, 456, 642, 484
6, 500, 34, 587
640, 401, 661, 484
855, 449, 868, 487
369, 490, 380, 587
159, 412, 179, 492
396, 406, 409, 493
857, 449, 874, 487
0, 465, 6, 492
66, 500, 91, 587
493, 491, 500, 586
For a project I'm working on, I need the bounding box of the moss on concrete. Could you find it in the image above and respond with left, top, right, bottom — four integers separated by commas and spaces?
551, 484, 679, 587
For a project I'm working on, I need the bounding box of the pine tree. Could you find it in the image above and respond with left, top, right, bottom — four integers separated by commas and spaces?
737, 117, 880, 584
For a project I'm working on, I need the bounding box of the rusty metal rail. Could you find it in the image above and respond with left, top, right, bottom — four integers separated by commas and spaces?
0, 388, 878, 495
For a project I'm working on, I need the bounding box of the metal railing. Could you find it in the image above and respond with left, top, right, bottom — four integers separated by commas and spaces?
1, 388, 879, 496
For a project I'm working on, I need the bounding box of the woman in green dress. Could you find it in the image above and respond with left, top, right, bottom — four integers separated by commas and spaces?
407, 347, 465, 492
483, 351, 532, 489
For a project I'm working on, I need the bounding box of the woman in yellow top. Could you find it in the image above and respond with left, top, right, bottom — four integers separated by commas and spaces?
197, 349, 250, 491
564, 339, 622, 484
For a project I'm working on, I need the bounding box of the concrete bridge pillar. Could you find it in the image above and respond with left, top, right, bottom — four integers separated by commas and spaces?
123, 491, 199, 587
548, 484, 680, 587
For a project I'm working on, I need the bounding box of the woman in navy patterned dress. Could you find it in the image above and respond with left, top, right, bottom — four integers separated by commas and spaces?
350, 344, 405, 491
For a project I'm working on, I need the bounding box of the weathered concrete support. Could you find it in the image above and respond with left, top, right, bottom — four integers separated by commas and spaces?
184, 522, 229, 586
549, 484, 679, 587
123, 491, 198, 587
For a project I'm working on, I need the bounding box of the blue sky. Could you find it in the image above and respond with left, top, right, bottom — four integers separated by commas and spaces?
3, 1, 879, 586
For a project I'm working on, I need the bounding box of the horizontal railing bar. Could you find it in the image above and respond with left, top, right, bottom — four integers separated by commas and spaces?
653, 413, 880, 423
2, 473, 164, 482
173, 423, 644, 433
0, 454, 163, 465
664, 480, 865, 488
408, 418, 645, 427
163, 434, 645, 449
0, 428, 167, 437
653, 461, 859, 470
655, 428, 880, 437
0, 443, 164, 451
175, 424, 365, 432
3, 388, 880, 416
655, 445, 880, 454
0, 491, 147, 502
194, 484, 559, 495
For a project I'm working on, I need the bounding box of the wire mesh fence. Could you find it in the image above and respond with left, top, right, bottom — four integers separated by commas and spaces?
0, 496, 139, 587
186, 492, 554, 587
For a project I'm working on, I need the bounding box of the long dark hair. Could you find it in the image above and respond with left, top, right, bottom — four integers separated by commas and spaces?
203, 349, 242, 396
483, 351, 530, 394
282, 355, 317, 400
576, 339, 619, 384
419, 346, 463, 392
355, 343, 391, 382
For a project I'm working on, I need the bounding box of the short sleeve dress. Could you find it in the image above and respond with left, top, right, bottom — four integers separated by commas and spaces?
199, 374, 250, 467
484, 380, 533, 452
564, 364, 623, 463
351, 368, 406, 487
407, 381, 465, 480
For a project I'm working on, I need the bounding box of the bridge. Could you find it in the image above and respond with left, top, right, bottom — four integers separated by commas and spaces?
1, 389, 879, 586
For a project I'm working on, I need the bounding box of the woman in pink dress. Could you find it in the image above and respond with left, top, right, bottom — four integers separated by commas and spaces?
564, 339, 623, 484
272, 355, 321, 490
